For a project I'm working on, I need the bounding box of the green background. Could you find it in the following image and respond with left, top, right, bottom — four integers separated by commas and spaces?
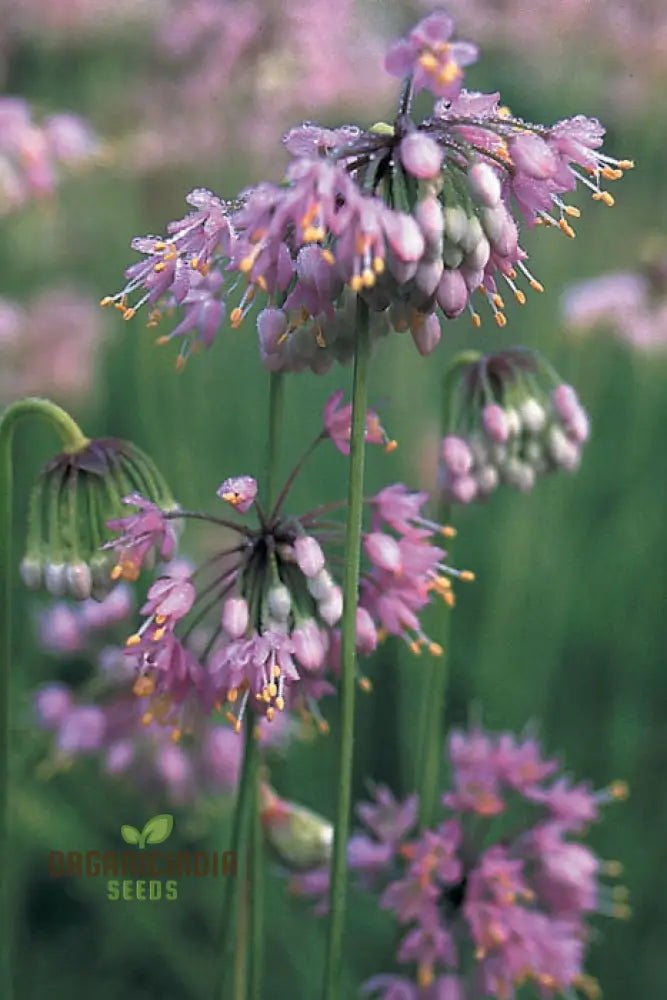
3, 8, 666, 999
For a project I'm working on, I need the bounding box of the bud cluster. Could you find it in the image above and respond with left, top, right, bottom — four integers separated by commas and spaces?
20, 438, 176, 601
438, 348, 590, 503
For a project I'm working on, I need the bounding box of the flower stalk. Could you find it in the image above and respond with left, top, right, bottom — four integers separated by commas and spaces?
0, 397, 89, 1000
322, 297, 371, 999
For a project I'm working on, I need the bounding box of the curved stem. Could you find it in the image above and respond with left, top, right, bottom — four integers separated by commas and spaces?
322, 297, 371, 1000
0, 397, 89, 1000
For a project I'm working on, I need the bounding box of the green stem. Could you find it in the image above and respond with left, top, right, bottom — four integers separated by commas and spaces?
248, 772, 264, 1000
215, 717, 258, 999
416, 362, 463, 829
322, 297, 371, 1000
0, 397, 88, 1000
265, 372, 284, 509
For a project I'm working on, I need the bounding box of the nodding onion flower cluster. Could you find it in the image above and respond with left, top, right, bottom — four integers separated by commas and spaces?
104, 394, 473, 741
438, 348, 590, 503
103, 10, 632, 373
20, 437, 176, 602
284, 727, 630, 1000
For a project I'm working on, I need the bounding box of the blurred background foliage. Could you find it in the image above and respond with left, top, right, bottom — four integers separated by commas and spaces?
2, 2, 666, 998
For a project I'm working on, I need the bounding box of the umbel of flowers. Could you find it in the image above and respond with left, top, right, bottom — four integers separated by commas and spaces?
283, 727, 630, 1000
439, 348, 590, 503
104, 11, 632, 374
106, 395, 472, 741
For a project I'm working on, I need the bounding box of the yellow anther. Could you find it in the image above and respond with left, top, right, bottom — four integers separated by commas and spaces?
373, 255, 385, 274
613, 903, 631, 920
602, 860, 623, 877
428, 642, 443, 656
153, 261, 167, 273
234, 718, 242, 734
529, 278, 544, 292
349, 274, 364, 293
266, 707, 275, 722
275, 696, 285, 711
409, 640, 421, 655
574, 974, 601, 999
154, 614, 167, 626
317, 719, 329, 734
171, 728, 182, 742
230, 307, 243, 328
154, 336, 170, 347
514, 289, 526, 305
471, 312, 482, 328
384, 439, 398, 454
321, 248, 335, 265
314, 325, 327, 348
442, 525, 456, 538
268, 683, 277, 698
133, 676, 155, 697
493, 293, 505, 309
612, 885, 630, 901
99, 296, 114, 307
459, 570, 475, 582
303, 225, 325, 243
559, 218, 576, 238
141, 712, 154, 726
256, 275, 268, 292
417, 963, 434, 989
444, 591, 455, 608
598, 191, 615, 206
153, 241, 167, 250
239, 255, 255, 273
419, 51, 438, 72
125, 633, 141, 647
564, 205, 581, 217
618, 159, 634, 169
272, 665, 281, 679
359, 676, 372, 693
474, 947, 486, 961
608, 779, 629, 800
123, 307, 136, 320
377, 627, 387, 643
174, 356, 186, 373
362, 268, 376, 288
110, 565, 123, 581
152, 627, 166, 642
227, 688, 238, 703
494, 311, 507, 328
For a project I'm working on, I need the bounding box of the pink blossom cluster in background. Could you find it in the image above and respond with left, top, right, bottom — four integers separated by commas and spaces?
130, 0, 393, 170
430, 0, 667, 119
4, 0, 160, 41
0, 97, 99, 213
0, 287, 104, 403
562, 237, 667, 353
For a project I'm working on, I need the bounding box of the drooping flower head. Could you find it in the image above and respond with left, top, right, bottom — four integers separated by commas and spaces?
289, 727, 629, 999
437, 348, 590, 503
117, 397, 471, 740
104, 11, 631, 371
20, 437, 176, 602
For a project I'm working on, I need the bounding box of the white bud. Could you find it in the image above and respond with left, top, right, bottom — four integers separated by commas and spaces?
518, 398, 547, 434
66, 562, 93, 601
44, 562, 68, 597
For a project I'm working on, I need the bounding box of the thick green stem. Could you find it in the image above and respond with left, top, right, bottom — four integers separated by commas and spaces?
322, 297, 370, 1000
0, 397, 89, 1000
248, 772, 264, 1000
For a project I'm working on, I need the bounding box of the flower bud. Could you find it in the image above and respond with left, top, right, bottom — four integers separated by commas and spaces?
468, 161, 502, 207
294, 536, 326, 578
222, 596, 249, 639
261, 785, 333, 872
399, 131, 444, 179
22, 437, 175, 601
266, 584, 292, 622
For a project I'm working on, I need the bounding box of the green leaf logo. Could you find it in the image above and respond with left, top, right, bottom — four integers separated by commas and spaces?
120, 814, 174, 849
120, 824, 141, 846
